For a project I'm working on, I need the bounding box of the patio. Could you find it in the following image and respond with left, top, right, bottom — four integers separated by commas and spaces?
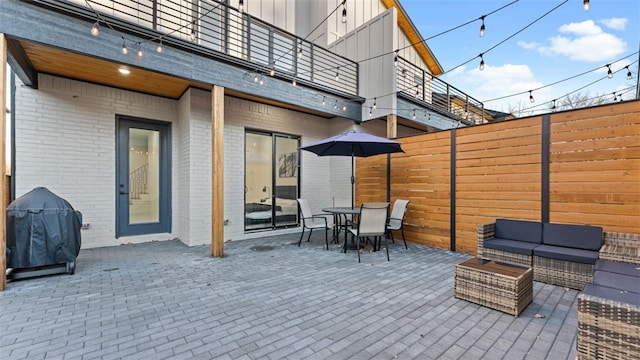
0, 232, 579, 359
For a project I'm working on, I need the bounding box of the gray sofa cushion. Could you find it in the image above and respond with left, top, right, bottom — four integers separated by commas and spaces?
593, 271, 640, 293
582, 283, 640, 306
595, 259, 640, 278
483, 238, 539, 255
542, 223, 603, 250
495, 219, 542, 244
533, 244, 599, 265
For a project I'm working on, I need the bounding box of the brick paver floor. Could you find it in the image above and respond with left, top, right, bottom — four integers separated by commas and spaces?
0, 232, 578, 359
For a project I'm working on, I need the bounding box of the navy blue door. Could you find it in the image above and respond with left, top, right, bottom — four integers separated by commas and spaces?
116, 116, 171, 237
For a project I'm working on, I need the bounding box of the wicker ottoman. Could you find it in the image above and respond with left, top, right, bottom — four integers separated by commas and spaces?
455, 258, 533, 316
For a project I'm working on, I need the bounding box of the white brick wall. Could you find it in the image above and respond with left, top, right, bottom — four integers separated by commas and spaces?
15, 74, 180, 248
14, 74, 353, 248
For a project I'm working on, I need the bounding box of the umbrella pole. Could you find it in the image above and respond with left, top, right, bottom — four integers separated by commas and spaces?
351, 153, 355, 208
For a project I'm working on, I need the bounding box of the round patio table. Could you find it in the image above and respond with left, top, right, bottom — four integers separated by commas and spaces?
322, 207, 360, 252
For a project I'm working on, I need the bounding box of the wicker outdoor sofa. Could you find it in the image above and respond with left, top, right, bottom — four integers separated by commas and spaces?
577, 232, 640, 359
477, 219, 603, 290
478, 220, 639, 359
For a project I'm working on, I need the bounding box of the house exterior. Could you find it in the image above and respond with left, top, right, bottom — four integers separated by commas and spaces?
0, 0, 485, 280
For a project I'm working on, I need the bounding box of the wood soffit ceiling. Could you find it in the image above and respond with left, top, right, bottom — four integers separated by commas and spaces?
16, 41, 334, 118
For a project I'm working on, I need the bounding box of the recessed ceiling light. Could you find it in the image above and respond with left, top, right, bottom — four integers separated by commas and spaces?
118, 67, 130, 75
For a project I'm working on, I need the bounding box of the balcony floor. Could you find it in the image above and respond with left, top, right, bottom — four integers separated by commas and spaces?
0, 233, 578, 359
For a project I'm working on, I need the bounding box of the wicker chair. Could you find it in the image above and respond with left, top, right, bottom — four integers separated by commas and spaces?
577, 231, 640, 360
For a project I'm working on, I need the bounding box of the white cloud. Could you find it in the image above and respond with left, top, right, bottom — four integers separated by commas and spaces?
517, 41, 539, 50
446, 65, 466, 77
536, 20, 627, 62
443, 64, 552, 113
599, 18, 628, 31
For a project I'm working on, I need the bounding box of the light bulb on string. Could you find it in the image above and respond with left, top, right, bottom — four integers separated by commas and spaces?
90, 21, 100, 37
190, 22, 197, 41
121, 37, 128, 55
626, 66, 632, 80
551, 99, 556, 110
239, 0, 244, 12
393, 50, 398, 67
479, 16, 485, 37
479, 54, 485, 71
292, 77, 297, 87
612, 92, 617, 101
529, 90, 535, 103
269, 67, 275, 76
254, 73, 259, 83
156, 39, 163, 53
322, 96, 326, 106
412, 110, 416, 120
259, 76, 264, 85
342, 104, 347, 111
136, 43, 143, 60
335, 67, 340, 81
334, 100, 338, 109
583, 0, 590, 11
297, 43, 303, 59
606, 64, 613, 79
341, 4, 347, 23
373, 98, 377, 109
369, 108, 373, 117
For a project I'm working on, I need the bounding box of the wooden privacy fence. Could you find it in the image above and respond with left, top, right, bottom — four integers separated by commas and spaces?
357, 101, 640, 255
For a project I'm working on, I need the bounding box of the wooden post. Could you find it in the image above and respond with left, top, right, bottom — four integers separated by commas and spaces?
386, 113, 397, 139
211, 85, 224, 257
0, 34, 7, 290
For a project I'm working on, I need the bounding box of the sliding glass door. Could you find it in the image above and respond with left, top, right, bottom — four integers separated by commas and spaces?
245, 130, 299, 231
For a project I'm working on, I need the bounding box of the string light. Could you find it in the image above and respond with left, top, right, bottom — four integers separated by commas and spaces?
292, 77, 297, 86
334, 100, 338, 109
583, 0, 590, 11
297, 42, 303, 58
269, 67, 275, 76
479, 16, 485, 37
341, 0, 347, 23
369, 107, 373, 117
479, 54, 485, 70
393, 50, 398, 67
136, 42, 143, 60
335, 67, 340, 81
412, 110, 416, 120
606, 64, 613, 79
156, 39, 163, 53
239, 0, 244, 12
254, 73, 259, 83
342, 103, 347, 111
626, 66, 632, 80
322, 96, 326, 106
121, 37, 128, 55
90, 21, 100, 37
190, 21, 197, 41
259, 76, 264, 85
529, 90, 534, 103
373, 98, 377, 109
551, 99, 556, 110
612, 92, 617, 101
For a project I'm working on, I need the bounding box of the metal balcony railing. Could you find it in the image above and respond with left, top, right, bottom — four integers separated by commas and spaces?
396, 56, 485, 125
39, 0, 359, 96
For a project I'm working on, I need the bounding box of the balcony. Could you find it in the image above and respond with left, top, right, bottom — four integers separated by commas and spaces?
27, 0, 484, 126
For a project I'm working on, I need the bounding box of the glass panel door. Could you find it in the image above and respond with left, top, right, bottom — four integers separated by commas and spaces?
116, 117, 171, 237
244, 131, 299, 231
274, 135, 299, 227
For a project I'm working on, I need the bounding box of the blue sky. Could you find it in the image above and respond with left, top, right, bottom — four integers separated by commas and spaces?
400, 0, 640, 115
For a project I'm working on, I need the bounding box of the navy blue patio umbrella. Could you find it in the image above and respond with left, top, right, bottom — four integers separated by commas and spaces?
299, 130, 404, 207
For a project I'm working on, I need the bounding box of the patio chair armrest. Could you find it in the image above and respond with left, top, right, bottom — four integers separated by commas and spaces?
477, 222, 496, 258
601, 231, 640, 264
